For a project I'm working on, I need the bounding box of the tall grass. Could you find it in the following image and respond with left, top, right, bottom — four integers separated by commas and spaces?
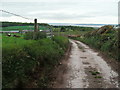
52, 36, 69, 51
2, 35, 69, 88
24, 32, 46, 40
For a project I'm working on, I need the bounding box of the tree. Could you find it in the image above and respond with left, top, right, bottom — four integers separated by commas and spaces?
60, 27, 66, 32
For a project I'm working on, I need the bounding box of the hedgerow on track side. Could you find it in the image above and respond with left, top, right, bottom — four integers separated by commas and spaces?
70, 25, 118, 61
2, 35, 69, 88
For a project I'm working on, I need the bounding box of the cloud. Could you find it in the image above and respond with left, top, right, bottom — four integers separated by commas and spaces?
0, 16, 33, 22
2, 0, 120, 3
1, 0, 119, 24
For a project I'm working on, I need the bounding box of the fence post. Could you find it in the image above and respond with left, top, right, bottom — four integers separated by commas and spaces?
33, 18, 38, 39
34, 18, 38, 32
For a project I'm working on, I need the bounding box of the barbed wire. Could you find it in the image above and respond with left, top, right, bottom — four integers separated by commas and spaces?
0, 9, 33, 20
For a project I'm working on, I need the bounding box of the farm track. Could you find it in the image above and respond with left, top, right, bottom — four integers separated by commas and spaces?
51, 39, 119, 88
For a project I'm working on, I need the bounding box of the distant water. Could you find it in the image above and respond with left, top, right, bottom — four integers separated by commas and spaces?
49, 23, 117, 28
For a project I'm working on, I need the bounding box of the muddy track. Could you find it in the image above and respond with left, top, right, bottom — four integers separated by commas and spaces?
51, 39, 119, 88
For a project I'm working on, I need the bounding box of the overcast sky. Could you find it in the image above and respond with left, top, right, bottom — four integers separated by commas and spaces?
1, 0, 120, 24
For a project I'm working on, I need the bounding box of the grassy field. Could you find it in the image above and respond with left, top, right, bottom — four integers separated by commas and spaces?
2, 25, 49, 31
0, 34, 2, 47
2, 33, 69, 88
53, 27, 95, 36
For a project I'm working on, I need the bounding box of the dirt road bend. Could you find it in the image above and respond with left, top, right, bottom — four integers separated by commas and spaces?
52, 39, 119, 88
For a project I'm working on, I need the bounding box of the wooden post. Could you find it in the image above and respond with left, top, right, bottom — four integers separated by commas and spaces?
51, 27, 53, 37
34, 18, 38, 32
33, 18, 38, 39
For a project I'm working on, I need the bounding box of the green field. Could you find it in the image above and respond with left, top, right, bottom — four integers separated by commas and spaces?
52, 26, 95, 36
2, 25, 49, 31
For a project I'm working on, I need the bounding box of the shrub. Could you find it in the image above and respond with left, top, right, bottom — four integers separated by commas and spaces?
52, 36, 69, 51
24, 32, 46, 40
24, 32, 33, 40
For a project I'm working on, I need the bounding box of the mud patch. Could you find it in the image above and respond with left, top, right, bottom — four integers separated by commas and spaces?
84, 67, 104, 88
75, 40, 119, 88
75, 41, 86, 52
82, 62, 89, 65
80, 57, 87, 59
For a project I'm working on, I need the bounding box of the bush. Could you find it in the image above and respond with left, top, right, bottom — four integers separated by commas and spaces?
52, 36, 69, 51
24, 32, 46, 40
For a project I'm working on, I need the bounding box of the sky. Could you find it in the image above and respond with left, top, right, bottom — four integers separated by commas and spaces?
1, 0, 120, 24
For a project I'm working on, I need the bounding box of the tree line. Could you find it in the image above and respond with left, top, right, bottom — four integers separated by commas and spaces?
1, 21, 51, 27
53, 26, 95, 32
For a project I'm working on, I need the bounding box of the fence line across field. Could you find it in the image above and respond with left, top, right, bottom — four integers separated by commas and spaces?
1, 10, 53, 38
